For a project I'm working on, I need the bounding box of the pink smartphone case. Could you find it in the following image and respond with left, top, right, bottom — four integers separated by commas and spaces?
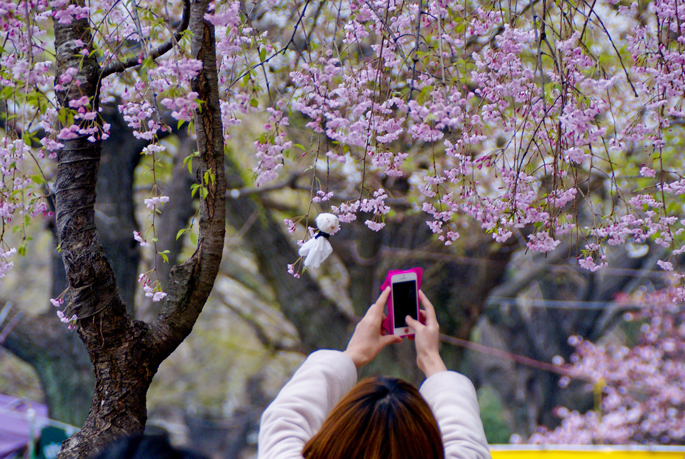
381, 267, 423, 337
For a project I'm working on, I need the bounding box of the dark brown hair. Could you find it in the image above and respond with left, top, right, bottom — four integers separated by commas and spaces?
303, 376, 444, 459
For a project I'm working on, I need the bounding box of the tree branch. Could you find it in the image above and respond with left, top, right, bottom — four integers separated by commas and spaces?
228, 0, 312, 90
151, 0, 226, 356
99, 0, 191, 79
485, 242, 575, 303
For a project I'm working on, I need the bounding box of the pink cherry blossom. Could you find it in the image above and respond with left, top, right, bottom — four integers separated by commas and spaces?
144, 196, 170, 209
133, 231, 150, 247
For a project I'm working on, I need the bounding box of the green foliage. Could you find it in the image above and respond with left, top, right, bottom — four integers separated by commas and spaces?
477, 385, 512, 444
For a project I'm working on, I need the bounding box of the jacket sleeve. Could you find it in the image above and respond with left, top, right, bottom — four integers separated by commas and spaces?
257, 350, 358, 459
420, 371, 491, 459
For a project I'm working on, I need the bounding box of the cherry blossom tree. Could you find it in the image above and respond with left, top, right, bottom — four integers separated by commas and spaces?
2, 0, 685, 455
528, 288, 685, 444
2, 0, 226, 456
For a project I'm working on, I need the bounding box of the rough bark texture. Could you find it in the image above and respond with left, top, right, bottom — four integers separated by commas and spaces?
53, 0, 225, 456
150, 0, 226, 354
54, 59, 142, 455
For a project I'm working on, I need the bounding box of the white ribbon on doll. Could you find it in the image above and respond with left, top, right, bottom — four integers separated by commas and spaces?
298, 213, 340, 269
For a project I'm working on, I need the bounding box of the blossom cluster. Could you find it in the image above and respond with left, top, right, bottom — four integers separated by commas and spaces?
50, 293, 78, 331
254, 105, 292, 186
138, 273, 167, 303
3, 0, 685, 337
271, 0, 685, 281
529, 290, 685, 445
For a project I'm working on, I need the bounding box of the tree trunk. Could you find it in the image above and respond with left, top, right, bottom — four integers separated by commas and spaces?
53, 0, 226, 456
2, 307, 93, 426
0, 106, 152, 426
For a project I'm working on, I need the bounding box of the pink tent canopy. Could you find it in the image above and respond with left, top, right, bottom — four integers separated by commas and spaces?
0, 394, 48, 459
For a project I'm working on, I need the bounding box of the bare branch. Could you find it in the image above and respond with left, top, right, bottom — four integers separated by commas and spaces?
99, 0, 191, 79
226, 171, 302, 198
228, 0, 312, 90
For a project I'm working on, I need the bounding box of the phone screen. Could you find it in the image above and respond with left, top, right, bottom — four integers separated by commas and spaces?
393, 280, 418, 328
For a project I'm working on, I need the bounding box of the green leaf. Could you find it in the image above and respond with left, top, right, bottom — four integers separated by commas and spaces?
158, 250, 170, 263
31, 174, 45, 185
176, 228, 189, 240
259, 48, 267, 62
417, 85, 434, 105
206, 168, 215, 185
183, 154, 194, 174
250, 98, 259, 108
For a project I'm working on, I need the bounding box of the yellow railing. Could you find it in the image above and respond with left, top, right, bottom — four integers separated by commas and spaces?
490, 445, 685, 459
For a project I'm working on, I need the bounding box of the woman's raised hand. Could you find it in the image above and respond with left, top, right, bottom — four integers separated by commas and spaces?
343, 287, 403, 368
405, 291, 447, 378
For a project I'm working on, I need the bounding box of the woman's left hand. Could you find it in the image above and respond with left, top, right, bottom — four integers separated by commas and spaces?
343, 287, 403, 368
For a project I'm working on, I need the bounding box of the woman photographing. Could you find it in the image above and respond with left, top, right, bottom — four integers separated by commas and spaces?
258, 287, 491, 459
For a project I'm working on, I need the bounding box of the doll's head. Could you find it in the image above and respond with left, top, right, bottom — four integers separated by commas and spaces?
315, 212, 340, 235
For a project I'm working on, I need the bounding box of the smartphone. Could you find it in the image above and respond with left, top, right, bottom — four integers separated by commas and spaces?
390, 272, 419, 336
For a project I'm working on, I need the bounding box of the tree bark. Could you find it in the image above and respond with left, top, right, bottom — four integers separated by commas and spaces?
53, 0, 226, 456
0, 106, 156, 426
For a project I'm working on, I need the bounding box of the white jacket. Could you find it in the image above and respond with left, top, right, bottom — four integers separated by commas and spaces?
258, 350, 491, 459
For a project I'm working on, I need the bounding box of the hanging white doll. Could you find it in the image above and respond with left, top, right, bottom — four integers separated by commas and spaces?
298, 213, 340, 269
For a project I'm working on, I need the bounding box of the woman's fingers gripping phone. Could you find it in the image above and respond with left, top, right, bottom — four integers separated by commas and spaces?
406, 290, 447, 378
344, 287, 402, 368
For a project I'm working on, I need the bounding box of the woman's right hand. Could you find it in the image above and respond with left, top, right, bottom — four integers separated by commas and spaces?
405, 291, 447, 378
343, 287, 403, 369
